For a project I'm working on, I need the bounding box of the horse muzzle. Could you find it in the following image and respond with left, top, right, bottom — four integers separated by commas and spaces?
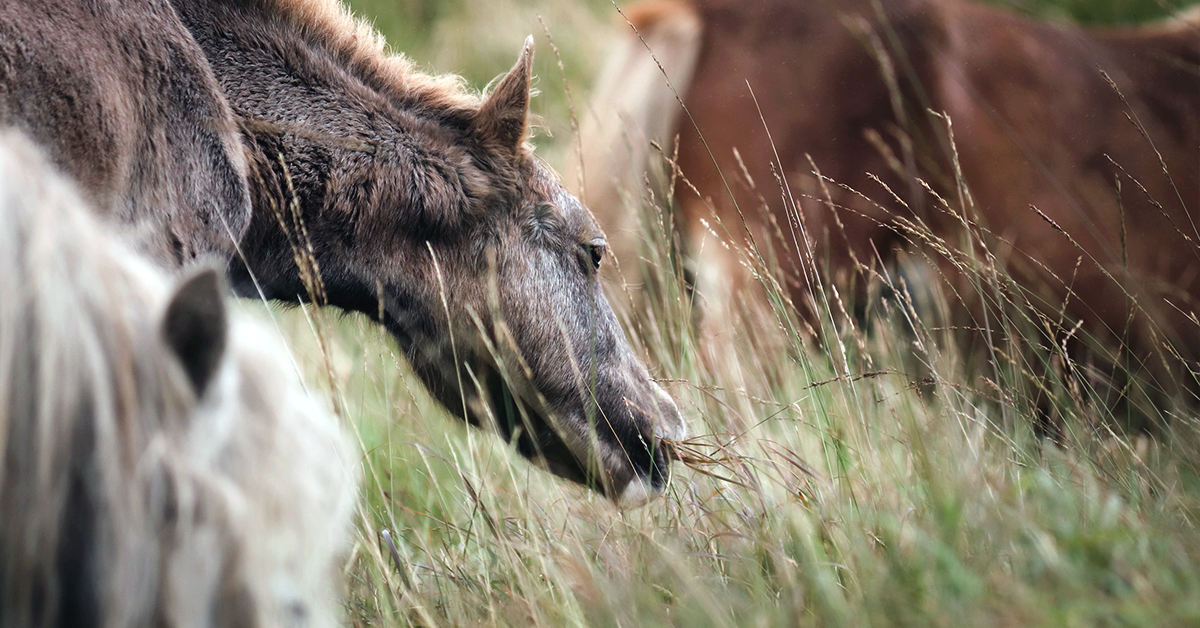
612, 383, 687, 508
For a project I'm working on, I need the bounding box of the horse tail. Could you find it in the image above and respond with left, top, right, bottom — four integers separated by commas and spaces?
570, 0, 702, 275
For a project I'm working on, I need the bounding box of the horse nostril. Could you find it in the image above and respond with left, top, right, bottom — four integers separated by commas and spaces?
611, 425, 675, 508
650, 443, 671, 490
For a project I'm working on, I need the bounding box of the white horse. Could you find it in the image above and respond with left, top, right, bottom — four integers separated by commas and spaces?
0, 130, 358, 628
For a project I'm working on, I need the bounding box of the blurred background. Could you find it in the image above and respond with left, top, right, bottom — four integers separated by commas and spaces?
344, 0, 1198, 171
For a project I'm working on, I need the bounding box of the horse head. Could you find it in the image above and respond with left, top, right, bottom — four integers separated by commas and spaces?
396, 40, 688, 505
227, 36, 688, 506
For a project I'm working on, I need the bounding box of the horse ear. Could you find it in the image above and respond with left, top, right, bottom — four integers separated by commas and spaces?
161, 267, 228, 397
474, 36, 534, 153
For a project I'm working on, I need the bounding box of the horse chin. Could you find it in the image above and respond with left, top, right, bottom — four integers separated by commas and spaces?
613, 446, 675, 508
481, 365, 682, 506
600, 429, 675, 509
616, 476, 660, 509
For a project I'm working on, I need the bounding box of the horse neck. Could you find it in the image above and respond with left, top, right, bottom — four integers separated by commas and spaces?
171, 0, 463, 306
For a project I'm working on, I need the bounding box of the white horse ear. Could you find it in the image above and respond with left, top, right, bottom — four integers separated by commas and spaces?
161, 266, 228, 397
474, 36, 534, 153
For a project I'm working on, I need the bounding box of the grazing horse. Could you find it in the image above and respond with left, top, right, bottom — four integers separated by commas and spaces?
0, 131, 357, 628
0, 0, 686, 504
578, 0, 1200, 382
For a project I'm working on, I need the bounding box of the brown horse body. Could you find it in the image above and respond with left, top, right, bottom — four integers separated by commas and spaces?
1, 0, 684, 503
580, 0, 1200, 376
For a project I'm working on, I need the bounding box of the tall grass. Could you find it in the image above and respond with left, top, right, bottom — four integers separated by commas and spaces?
250, 0, 1200, 625
263, 191, 1200, 625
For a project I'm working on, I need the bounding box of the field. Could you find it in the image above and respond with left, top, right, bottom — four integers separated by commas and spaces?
250, 1, 1200, 626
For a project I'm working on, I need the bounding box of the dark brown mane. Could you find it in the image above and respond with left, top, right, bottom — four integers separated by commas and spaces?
251, 0, 483, 118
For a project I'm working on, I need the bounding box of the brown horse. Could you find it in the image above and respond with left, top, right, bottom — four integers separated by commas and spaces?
0, 130, 357, 628
578, 0, 1200, 399
1, 0, 685, 504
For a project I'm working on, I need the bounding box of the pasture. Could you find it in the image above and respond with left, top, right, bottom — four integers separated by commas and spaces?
249, 0, 1200, 625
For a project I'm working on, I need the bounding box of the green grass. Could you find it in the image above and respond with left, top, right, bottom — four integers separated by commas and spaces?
263, 228, 1200, 626
990, 0, 1196, 24
254, 1, 1200, 625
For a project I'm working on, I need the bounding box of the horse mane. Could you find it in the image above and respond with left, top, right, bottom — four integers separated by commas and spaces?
252, 0, 483, 115
623, 0, 697, 30
0, 130, 194, 626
